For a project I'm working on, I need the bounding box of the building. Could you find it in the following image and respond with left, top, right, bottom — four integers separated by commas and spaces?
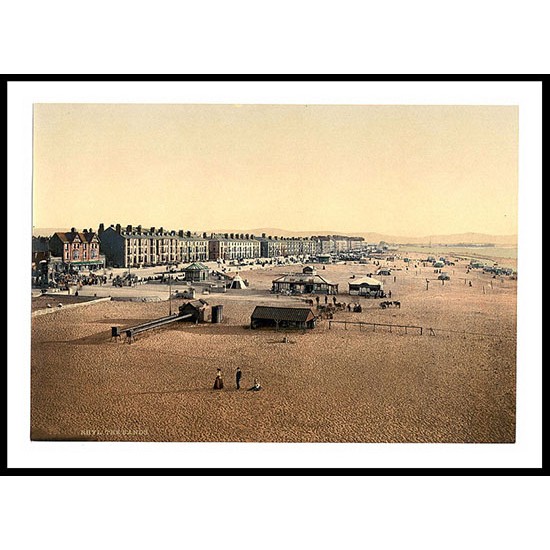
98, 224, 208, 267
178, 299, 211, 322
271, 273, 338, 294
250, 306, 317, 330
182, 262, 210, 282
49, 228, 104, 271
208, 234, 260, 261
348, 276, 384, 297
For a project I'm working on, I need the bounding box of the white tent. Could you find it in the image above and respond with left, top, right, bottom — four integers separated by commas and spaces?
229, 274, 247, 290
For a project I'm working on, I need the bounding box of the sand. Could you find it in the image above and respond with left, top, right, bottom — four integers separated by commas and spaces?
31, 255, 516, 442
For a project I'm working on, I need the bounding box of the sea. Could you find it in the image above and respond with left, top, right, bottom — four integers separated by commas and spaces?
397, 245, 517, 263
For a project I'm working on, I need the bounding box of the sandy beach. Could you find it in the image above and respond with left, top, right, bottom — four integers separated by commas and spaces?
31, 253, 517, 443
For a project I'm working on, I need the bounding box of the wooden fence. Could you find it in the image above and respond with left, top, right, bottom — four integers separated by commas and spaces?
328, 320, 423, 335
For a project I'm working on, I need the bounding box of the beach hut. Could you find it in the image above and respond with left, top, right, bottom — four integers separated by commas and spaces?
178, 299, 211, 322
376, 268, 392, 276
250, 306, 317, 330
348, 276, 384, 297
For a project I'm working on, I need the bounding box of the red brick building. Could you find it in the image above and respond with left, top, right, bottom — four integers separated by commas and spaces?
49, 228, 104, 271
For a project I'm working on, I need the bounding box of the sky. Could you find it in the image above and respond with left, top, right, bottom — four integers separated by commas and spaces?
33, 104, 518, 237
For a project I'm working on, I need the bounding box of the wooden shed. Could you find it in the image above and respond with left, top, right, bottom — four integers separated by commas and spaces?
178, 299, 211, 322
250, 306, 317, 330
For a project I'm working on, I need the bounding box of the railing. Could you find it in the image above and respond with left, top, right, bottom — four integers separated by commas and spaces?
328, 320, 423, 335
327, 320, 514, 340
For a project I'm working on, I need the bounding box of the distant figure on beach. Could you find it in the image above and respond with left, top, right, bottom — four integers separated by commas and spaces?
236, 367, 242, 390
213, 368, 224, 390
469, 281, 472, 287
247, 378, 261, 392
388, 290, 392, 299
315, 296, 320, 307
324, 295, 328, 304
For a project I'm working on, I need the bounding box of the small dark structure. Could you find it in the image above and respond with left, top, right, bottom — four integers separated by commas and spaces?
182, 262, 210, 282
250, 306, 317, 330
212, 305, 224, 323
302, 265, 317, 275
178, 299, 212, 322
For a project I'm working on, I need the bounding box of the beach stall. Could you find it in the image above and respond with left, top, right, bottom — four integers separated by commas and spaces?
271, 273, 338, 295
348, 276, 384, 297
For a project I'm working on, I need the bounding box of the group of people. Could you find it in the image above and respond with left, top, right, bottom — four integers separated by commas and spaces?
213, 367, 261, 392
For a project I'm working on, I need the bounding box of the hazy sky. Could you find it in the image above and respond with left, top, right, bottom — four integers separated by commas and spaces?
33, 104, 518, 237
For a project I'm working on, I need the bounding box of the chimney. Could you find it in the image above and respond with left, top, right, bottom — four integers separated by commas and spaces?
159, 227, 164, 234
203, 232, 207, 239
150, 227, 155, 234
240, 233, 244, 239
71, 227, 76, 233
224, 233, 229, 239
137, 225, 142, 233
126, 225, 132, 233
230, 233, 234, 239
116, 224, 121, 234
98, 223, 105, 235
186, 231, 191, 238
262, 233, 266, 238
178, 230, 184, 237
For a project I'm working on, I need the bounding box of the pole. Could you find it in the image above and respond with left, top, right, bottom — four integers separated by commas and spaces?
169, 274, 172, 315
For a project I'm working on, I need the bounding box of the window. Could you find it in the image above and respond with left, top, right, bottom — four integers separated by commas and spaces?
73, 249, 80, 260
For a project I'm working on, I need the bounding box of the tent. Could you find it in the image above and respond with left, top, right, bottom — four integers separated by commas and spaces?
229, 274, 247, 290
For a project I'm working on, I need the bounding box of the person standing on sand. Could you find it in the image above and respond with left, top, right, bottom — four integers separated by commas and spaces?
213, 368, 224, 390
236, 367, 242, 390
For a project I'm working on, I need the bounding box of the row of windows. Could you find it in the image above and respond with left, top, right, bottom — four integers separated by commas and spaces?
64, 243, 97, 249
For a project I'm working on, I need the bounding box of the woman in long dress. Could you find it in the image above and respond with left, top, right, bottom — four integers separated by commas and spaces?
213, 368, 224, 390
